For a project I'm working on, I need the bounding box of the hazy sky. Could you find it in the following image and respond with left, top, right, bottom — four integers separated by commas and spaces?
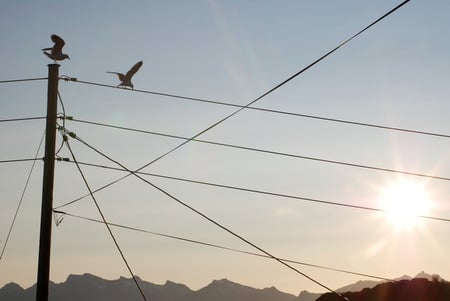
1, 0, 449, 296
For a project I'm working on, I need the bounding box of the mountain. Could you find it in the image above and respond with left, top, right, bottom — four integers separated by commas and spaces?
0, 273, 193, 301
296, 279, 380, 301
0, 274, 297, 301
297, 290, 322, 301
336, 279, 379, 293
0, 282, 25, 300
0, 272, 446, 301
296, 271, 439, 301
316, 278, 450, 301
177, 279, 297, 301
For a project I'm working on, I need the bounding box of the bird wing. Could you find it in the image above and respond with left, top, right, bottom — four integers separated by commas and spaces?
106, 72, 125, 81
51, 34, 65, 53
125, 61, 143, 79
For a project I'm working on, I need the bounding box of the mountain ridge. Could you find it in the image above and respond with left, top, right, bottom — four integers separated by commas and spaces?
0, 271, 445, 301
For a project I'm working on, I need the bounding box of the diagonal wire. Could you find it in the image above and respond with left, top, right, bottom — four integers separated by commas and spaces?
67, 130, 349, 299
63, 138, 148, 301
116, 0, 413, 169
55, 3, 410, 297
53, 210, 394, 282
0, 130, 45, 261
59, 0, 413, 214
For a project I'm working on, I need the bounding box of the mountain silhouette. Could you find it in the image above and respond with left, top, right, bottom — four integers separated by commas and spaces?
0, 272, 447, 301
317, 278, 450, 301
0, 273, 192, 301
177, 278, 297, 301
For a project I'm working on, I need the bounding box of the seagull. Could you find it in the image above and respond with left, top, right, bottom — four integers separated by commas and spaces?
42, 34, 70, 62
107, 61, 143, 89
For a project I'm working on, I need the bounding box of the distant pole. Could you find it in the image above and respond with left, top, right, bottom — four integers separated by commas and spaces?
36, 64, 59, 301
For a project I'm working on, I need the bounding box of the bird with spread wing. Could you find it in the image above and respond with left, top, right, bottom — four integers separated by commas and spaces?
107, 61, 143, 89
42, 34, 70, 62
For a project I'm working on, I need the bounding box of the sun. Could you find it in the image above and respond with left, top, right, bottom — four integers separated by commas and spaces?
379, 179, 431, 231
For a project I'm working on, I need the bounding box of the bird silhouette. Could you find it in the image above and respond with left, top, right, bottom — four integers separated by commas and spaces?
107, 61, 143, 89
42, 34, 70, 62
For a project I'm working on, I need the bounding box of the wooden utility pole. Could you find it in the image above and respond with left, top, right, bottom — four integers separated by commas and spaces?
36, 63, 59, 301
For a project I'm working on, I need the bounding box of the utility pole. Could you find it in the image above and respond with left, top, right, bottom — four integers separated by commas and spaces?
36, 64, 59, 301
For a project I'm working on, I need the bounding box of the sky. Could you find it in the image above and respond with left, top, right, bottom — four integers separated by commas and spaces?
1, 0, 449, 297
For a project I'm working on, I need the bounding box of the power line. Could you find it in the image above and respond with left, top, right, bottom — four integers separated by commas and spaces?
64, 130, 348, 298
0, 131, 45, 261
59, 1, 413, 218
63, 138, 148, 301
0, 77, 47, 84
67, 118, 450, 182
58, 82, 450, 139
0, 117, 46, 123
55, 3, 410, 296
0, 158, 43, 164
54, 159, 450, 224
53, 210, 394, 282
55, 91, 68, 159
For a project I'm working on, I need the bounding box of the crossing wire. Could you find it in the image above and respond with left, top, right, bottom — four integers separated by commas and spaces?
57, 2, 410, 297
63, 138, 148, 301
59, 1, 413, 217
65, 129, 349, 299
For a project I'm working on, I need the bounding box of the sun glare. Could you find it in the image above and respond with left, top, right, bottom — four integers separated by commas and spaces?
379, 179, 431, 231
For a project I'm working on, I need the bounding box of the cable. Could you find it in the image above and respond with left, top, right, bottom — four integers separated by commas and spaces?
60, 81, 450, 139
56, 3, 410, 296
53, 210, 394, 282
59, 1, 413, 223
55, 91, 67, 158
0, 117, 46, 123
57, 85, 148, 300
65, 130, 352, 299
54, 160, 450, 223
57, 91, 66, 119
0, 77, 47, 84
60, 95, 450, 139
0, 158, 43, 164
1, 131, 45, 261
67, 118, 450, 182
63, 138, 148, 301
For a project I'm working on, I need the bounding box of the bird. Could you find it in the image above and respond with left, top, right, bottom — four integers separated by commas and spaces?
107, 61, 143, 89
42, 34, 70, 62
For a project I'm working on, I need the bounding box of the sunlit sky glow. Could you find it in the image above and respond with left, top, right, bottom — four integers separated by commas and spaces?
1, 0, 450, 296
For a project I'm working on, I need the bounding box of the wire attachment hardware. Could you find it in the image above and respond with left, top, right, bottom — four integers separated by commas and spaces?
57, 115, 73, 120
56, 157, 70, 162
59, 75, 77, 82
52, 210, 65, 226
